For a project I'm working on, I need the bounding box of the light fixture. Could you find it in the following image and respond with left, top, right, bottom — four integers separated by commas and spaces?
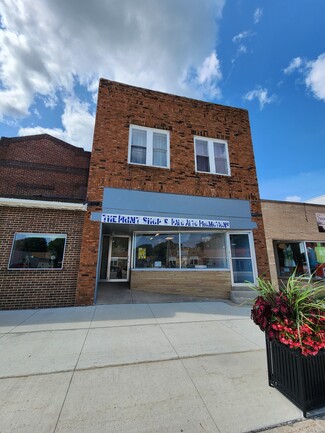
165, 236, 174, 240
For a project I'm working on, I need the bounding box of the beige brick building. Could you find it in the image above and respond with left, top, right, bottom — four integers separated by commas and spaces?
261, 200, 325, 287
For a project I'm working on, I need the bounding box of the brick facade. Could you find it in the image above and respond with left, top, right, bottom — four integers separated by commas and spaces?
0, 134, 90, 310
0, 207, 85, 310
261, 200, 325, 286
76, 79, 270, 304
0, 81, 271, 309
0, 134, 90, 202
131, 270, 231, 298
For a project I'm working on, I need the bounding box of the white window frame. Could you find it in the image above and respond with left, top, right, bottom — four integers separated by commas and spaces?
128, 124, 170, 169
227, 231, 257, 286
194, 136, 231, 176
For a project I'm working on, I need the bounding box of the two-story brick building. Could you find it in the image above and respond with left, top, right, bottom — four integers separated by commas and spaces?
75, 79, 270, 306
0, 80, 272, 310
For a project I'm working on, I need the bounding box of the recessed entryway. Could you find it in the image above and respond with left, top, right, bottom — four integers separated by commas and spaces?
95, 282, 224, 305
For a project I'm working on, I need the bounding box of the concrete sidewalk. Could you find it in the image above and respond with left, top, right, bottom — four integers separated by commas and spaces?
0, 301, 323, 433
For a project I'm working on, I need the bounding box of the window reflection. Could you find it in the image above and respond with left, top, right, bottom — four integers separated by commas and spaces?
9, 233, 66, 269
135, 234, 179, 268
275, 241, 325, 279
134, 232, 227, 269
180, 233, 227, 269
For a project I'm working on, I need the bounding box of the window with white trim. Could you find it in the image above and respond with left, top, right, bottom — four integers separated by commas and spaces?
129, 125, 170, 168
194, 137, 230, 175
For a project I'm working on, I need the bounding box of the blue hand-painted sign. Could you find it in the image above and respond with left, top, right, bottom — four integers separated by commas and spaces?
101, 213, 230, 229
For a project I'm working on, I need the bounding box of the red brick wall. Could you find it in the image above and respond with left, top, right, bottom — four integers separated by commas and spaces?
76, 79, 270, 303
0, 134, 90, 201
0, 206, 85, 310
75, 207, 100, 306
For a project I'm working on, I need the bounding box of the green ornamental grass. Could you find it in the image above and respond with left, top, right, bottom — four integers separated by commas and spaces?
250, 273, 325, 356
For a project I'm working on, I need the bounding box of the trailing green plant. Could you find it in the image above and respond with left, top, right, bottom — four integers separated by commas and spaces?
250, 273, 325, 356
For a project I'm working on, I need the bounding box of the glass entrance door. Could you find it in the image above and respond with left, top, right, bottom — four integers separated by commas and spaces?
108, 236, 130, 282
229, 233, 256, 285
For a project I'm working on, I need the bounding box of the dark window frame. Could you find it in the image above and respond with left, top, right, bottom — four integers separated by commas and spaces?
8, 232, 67, 270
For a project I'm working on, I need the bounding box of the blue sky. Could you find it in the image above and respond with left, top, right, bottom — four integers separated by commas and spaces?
0, 0, 324, 202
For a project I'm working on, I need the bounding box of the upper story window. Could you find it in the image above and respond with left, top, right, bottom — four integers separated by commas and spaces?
194, 137, 230, 176
128, 125, 170, 168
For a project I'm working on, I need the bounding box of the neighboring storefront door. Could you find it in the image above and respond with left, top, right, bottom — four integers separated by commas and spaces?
107, 236, 131, 282
229, 232, 256, 285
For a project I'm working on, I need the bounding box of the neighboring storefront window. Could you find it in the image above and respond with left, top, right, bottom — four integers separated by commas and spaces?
305, 242, 325, 278
9, 233, 66, 269
275, 241, 325, 279
134, 232, 228, 269
316, 214, 325, 233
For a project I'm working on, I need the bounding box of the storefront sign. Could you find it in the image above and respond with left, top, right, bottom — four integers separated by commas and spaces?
316, 213, 325, 233
101, 213, 230, 229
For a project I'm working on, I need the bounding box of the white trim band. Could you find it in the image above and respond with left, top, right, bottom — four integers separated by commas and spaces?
0, 197, 87, 211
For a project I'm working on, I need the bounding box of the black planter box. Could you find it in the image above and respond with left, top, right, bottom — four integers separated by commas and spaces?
265, 335, 325, 417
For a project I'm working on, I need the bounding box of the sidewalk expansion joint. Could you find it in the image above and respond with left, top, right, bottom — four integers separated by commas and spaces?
52, 306, 97, 433
3, 316, 252, 334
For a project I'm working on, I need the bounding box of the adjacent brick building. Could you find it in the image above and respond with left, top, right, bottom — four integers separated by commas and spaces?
262, 200, 325, 287
0, 134, 89, 201
76, 79, 270, 305
0, 134, 90, 309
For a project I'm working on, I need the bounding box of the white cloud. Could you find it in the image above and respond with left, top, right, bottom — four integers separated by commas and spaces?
231, 31, 253, 65
305, 53, 325, 101
197, 51, 222, 84
232, 31, 252, 43
238, 45, 247, 54
18, 98, 95, 150
231, 44, 248, 65
0, 0, 226, 127
283, 53, 325, 103
254, 8, 263, 24
283, 57, 303, 75
285, 195, 302, 202
244, 87, 277, 110
195, 51, 222, 98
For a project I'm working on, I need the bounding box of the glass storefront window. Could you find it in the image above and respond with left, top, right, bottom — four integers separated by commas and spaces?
306, 242, 325, 278
134, 232, 228, 269
276, 242, 308, 277
9, 233, 66, 269
275, 241, 325, 279
134, 234, 179, 268
180, 233, 227, 269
